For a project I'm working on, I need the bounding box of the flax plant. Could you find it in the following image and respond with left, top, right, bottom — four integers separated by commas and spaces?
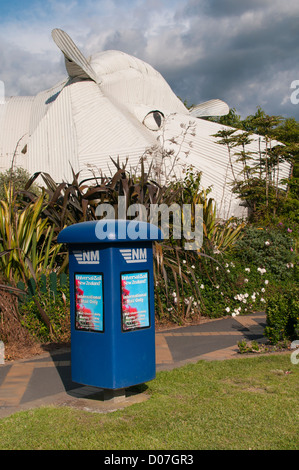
0, 186, 60, 284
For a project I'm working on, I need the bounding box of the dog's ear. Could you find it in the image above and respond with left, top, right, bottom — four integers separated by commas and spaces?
189, 99, 229, 117
52, 28, 100, 83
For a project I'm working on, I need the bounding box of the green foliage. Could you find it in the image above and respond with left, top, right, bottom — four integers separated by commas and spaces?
237, 339, 260, 353
232, 225, 297, 282
0, 187, 61, 283
212, 107, 299, 225
20, 277, 70, 343
264, 285, 299, 344
0, 167, 40, 200
0, 107, 298, 338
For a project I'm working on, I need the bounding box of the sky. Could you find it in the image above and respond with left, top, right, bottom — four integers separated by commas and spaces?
1, 0, 299, 120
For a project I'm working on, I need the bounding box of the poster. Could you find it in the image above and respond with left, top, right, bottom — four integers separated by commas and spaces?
121, 271, 150, 331
75, 273, 104, 332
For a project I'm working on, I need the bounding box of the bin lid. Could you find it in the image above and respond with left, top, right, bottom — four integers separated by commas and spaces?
57, 219, 164, 244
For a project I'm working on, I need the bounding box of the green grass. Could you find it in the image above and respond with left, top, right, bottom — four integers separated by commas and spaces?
0, 354, 298, 450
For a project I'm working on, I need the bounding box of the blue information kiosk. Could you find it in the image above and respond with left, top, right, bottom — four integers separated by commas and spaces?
57, 219, 162, 390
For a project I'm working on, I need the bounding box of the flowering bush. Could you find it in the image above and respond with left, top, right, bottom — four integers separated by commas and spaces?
231, 225, 296, 282
155, 223, 297, 322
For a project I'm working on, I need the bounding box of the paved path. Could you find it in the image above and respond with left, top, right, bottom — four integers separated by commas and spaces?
0, 313, 267, 418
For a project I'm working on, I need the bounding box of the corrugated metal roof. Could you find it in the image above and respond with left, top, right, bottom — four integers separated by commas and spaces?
27, 83, 78, 182
0, 96, 34, 172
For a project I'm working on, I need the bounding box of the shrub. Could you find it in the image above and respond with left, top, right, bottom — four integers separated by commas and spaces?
20, 280, 70, 343
0, 167, 40, 200
0, 285, 35, 348
264, 285, 299, 344
232, 225, 296, 282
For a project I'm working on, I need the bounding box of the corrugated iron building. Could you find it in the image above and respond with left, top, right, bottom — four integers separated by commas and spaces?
0, 30, 291, 219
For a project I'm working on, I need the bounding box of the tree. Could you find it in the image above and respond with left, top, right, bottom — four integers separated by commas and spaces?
212, 107, 299, 224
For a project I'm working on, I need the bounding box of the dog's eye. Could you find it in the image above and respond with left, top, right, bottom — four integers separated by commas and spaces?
143, 111, 164, 131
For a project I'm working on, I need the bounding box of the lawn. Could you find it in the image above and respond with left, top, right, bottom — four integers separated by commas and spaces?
0, 353, 298, 450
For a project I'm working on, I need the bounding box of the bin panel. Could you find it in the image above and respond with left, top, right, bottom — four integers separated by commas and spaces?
112, 243, 156, 388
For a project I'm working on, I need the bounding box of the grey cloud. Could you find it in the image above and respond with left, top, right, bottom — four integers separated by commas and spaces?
168, 0, 299, 119
1, 0, 299, 122
179, 0, 272, 19
103, 29, 148, 58
0, 38, 65, 97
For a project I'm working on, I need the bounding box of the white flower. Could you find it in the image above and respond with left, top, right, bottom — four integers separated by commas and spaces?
182, 260, 186, 264
244, 293, 249, 298
191, 265, 195, 269
258, 267, 266, 275
216, 285, 220, 289
184, 298, 189, 305
265, 241, 270, 246
225, 263, 229, 268
200, 284, 205, 289
227, 269, 230, 273
261, 287, 265, 293
172, 292, 177, 298
230, 262, 235, 267
244, 278, 249, 283
225, 307, 230, 313
265, 280, 269, 285
216, 266, 219, 271
261, 297, 266, 303
245, 268, 250, 273
221, 292, 224, 296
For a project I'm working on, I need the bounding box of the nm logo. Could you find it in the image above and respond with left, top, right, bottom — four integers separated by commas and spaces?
73, 249, 100, 264
120, 248, 147, 263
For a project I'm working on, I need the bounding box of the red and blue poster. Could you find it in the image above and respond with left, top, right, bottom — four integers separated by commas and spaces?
75, 274, 104, 332
121, 272, 150, 331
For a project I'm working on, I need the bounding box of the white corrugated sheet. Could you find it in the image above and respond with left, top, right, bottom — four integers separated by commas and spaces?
0, 29, 291, 219
0, 96, 34, 171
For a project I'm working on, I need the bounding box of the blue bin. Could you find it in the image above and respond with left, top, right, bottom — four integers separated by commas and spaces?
57, 219, 163, 389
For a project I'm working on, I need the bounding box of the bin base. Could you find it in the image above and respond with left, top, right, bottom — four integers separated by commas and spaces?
103, 388, 126, 403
